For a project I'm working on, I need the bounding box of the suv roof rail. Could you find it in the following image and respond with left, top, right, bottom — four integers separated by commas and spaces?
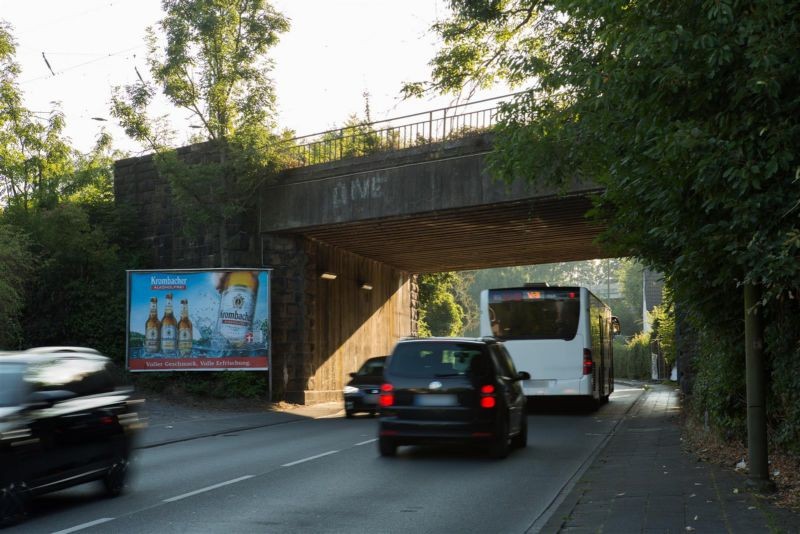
25, 346, 102, 354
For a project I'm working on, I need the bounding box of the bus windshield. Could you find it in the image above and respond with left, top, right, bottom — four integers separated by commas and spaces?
488, 288, 580, 340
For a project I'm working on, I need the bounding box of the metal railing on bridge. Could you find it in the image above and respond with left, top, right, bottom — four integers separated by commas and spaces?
285, 93, 519, 168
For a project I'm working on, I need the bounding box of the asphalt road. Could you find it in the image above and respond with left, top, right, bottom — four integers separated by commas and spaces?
12, 385, 643, 534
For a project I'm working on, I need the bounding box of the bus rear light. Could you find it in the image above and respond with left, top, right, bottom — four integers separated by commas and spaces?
583, 348, 593, 375
379, 383, 394, 407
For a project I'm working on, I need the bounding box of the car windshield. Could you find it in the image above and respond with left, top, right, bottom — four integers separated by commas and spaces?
0, 362, 28, 407
356, 358, 385, 377
389, 342, 491, 378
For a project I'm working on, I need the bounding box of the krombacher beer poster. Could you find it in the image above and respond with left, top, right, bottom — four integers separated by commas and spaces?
126, 269, 270, 371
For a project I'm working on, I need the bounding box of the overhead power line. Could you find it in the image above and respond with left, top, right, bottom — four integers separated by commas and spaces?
21, 45, 143, 85
41, 52, 55, 76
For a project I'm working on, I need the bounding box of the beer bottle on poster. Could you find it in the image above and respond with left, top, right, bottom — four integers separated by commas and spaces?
216, 271, 259, 347
145, 297, 161, 353
160, 292, 178, 355
178, 299, 193, 356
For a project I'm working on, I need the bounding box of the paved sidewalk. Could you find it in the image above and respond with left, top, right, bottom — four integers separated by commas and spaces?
539, 384, 800, 534
136, 400, 344, 448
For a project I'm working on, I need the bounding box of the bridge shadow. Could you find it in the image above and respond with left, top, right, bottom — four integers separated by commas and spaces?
525, 396, 601, 415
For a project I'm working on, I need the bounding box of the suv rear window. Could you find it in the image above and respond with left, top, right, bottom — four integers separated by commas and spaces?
389, 342, 493, 378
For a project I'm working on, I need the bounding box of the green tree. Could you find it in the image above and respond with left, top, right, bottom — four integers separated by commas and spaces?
1, 24, 74, 214
2, 21, 143, 358
111, 0, 292, 266
418, 272, 467, 337
412, 0, 800, 313
413, 1, 800, 451
649, 287, 676, 373
616, 258, 643, 334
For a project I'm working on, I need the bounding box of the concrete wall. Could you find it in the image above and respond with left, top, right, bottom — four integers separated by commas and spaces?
260, 133, 598, 233
114, 143, 257, 268
262, 234, 414, 404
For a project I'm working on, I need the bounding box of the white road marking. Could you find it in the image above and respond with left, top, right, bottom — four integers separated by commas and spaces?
316, 412, 344, 419
281, 450, 339, 467
354, 438, 377, 446
163, 475, 255, 503
51, 517, 114, 534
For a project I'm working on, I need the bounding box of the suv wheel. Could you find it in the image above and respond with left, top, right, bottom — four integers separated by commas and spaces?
378, 437, 397, 457
489, 417, 510, 459
103, 459, 129, 497
0, 481, 29, 527
512, 415, 528, 449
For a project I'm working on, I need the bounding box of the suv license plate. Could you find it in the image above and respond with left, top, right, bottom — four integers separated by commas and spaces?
415, 394, 457, 406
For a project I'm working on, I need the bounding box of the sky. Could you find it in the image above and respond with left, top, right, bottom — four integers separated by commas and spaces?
1, 0, 510, 155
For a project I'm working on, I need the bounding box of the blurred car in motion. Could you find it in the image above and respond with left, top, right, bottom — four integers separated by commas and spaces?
0, 347, 143, 526
378, 337, 529, 459
343, 356, 387, 418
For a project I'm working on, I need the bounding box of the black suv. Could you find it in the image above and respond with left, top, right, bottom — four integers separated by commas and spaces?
344, 355, 387, 418
378, 337, 529, 459
0, 348, 143, 526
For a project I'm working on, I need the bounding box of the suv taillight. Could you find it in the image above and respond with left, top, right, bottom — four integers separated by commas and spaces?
583, 348, 593, 375
379, 383, 394, 407
480, 384, 496, 409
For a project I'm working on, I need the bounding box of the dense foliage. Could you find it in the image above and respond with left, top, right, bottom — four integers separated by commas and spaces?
1, 22, 142, 358
0, 224, 34, 347
417, 272, 469, 337
415, 0, 800, 450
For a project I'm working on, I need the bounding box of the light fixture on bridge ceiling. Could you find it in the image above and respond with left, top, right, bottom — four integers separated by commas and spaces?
359, 282, 373, 291
320, 271, 337, 280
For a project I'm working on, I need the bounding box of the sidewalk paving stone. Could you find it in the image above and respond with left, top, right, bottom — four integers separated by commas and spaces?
539, 384, 800, 534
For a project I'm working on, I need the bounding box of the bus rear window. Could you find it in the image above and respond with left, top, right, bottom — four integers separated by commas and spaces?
488, 291, 580, 340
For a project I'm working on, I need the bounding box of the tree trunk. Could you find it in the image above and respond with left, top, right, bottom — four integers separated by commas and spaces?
219, 220, 228, 268
744, 283, 774, 492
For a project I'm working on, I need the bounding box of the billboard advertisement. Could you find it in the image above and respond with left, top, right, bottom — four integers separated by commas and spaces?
126, 269, 270, 371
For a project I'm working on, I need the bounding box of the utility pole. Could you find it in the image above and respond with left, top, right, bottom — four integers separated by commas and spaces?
744, 283, 774, 492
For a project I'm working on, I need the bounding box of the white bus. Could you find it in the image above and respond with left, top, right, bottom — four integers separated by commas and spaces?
479, 285, 620, 405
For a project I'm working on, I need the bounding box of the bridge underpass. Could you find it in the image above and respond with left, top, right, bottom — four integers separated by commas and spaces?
286, 193, 607, 273
116, 120, 614, 404
251, 132, 614, 402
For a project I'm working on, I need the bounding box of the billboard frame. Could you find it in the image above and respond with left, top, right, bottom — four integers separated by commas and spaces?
125, 268, 272, 398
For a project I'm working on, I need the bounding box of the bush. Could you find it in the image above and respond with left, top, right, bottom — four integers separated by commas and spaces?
133, 371, 270, 400
765, 299, 800, 455
614, 333, 651, 380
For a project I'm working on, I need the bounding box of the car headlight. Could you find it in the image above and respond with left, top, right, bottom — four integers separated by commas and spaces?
343, 385, 359, 394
